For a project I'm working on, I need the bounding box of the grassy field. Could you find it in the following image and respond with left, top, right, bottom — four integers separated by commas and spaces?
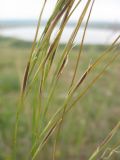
0, 36, 120, 160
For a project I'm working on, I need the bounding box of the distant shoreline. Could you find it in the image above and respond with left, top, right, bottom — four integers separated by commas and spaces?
0, 26, 120, 45
0, 20, 120, 30
0, 36, 111, 48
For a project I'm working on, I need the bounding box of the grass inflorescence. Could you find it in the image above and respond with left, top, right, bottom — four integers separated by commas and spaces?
2, 0, 119, 159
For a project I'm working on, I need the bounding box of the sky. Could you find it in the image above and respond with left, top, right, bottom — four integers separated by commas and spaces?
0, 0, 120, 23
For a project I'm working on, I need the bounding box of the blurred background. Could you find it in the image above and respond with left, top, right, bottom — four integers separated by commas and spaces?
0, 0, 120, 159
0, 0, 120, 44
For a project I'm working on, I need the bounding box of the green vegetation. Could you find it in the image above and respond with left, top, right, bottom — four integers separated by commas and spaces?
0, 36, 120, 159
0, 0, 120, 160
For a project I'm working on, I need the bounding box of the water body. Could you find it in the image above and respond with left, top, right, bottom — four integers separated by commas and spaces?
0, 26, 120, 45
